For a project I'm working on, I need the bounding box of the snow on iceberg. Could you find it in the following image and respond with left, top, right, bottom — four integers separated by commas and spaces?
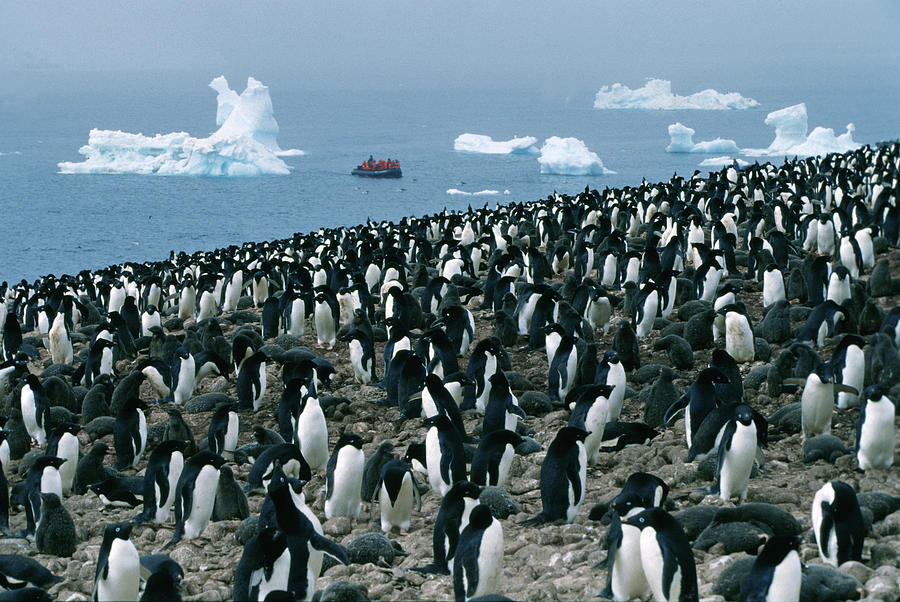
593, 78, 759, 110
446, 188, 501, 196
742, 103, 859, 158
666, 122, 740, 153
59, 76, 302, 176
538, 137, 614, 176
453, 133, 539, 155
699, 156, 750, 168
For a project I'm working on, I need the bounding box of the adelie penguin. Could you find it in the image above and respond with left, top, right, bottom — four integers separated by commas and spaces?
19, 374, 49, 447
567, 384, 614, 465
46, 423, 80, 496
855, 385, 895, 471
339, 327, 376, 385
714, 404, 758, 504
207, 403, 239, 460
113, 398, 148, 471
236, 351, 267, 412
373, 459, 421, 533
34, 492, 77, 557
831, 334, 866, 409
24, 456, 65, 537
361, 440, 396, 504
522, 426, 588, 526
621, 507, 698, 602
324, 432, 365, 520
453, 504, 504, 602
313, 289, 340, 349
134, 440, 187, 524
94, 522, 139, 602
784, 362, 857, 440
165, 451, 225, 548
170, 346, 196, 405
423, 414, 467, 497
811, 480, 864, 567
718, 303, 755, 363
740, 535, 801, 602
296, 393, 329, 473
470, 429, 523, 488
664, 367, 729, 449
233, 527, 290, 602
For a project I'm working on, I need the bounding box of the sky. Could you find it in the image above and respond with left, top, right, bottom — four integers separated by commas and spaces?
2, 1, 899, 92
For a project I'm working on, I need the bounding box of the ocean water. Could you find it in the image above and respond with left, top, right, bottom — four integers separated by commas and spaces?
1, 70, 898, 284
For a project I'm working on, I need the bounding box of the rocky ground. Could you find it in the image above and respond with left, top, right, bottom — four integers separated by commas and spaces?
2, 239, 900, 602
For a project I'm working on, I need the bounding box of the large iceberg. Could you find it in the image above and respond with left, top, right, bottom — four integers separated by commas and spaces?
446, 188, 502, 196
59, 76, 302, 176
453, 133, 539, 155
593, 78, 759, 110
538, 137, 614, 176
666, 122, 740, 153
742, 103, 859, 157
699, 156, 750, 168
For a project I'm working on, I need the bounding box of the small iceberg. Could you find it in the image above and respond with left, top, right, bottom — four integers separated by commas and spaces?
593, 78, 759, 110
454, 133, 539, 155
666, 123, 740, 153
742, 103, 859, 158
446, 188, 501, 196
699, 156, 750, 168
59, 76, 302, 176
538, 137, 614, 176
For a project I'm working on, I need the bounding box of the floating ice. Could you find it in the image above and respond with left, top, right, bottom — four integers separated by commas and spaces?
446, 189, 501, 196
538, 137, 614, 176
59, 76, 302, 176
454, 134, 539, 155
593, 78, 759, 110
699, 156, 750, 168
742, 103, 859, 158
666, 123, 740, 153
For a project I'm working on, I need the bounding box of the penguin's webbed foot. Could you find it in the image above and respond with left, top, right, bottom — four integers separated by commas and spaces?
411, 563, 450, 575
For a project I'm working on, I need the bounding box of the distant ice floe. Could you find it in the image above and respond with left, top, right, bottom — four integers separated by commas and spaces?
538, 136, 614, 176
446, 188, 502, 196
666, 123, 740, 153
454, 133, 539, 155
699, 156, 750, 168
593, 78, 759, 110
59, 76, 302, 176
742, 103, 859, 157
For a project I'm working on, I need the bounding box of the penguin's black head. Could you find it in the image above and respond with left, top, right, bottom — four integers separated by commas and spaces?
733, 405, 754, 426
105, 521, 133, 541
337, 432, 364, 450
468, 504, 495, 530
451, 480, 484, 501
620, 507, 663, 530
864, 384, 884, 402
557, 426, 590, 444
176, 346, 190, 359
699, 367, 730, 385
604, 350, 619, 364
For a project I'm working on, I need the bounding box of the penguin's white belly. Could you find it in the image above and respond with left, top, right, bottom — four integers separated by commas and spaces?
157, 454, 184, 523
183, 465, 220, 539
636, 293, 658, 338
258, 548, 291, 600
314, 304, 336, 345
494, 445, 514, 488
380, 473, 415, 532
719, 424, 757, 502
566, 445, 587, 523
58, 435, 79, 495
584, 400, 610, 464
224, 413, 239, 456
837, 347, 865, 409
858, 399, 896, 470
612, 523, 649, 601
471, 520, 504, 598
174, 360, 195, 404
725, 314, 755, 363
766, 549, 801, 602
41, 467, 62, 498
425, 427, 449, 496
801, 379, 833, 438
348, 340, 369, 384
640, 527, 672, 601
763, 271, 785, 307
288, 299, 306, 336
97, 538, 139, 602
325, 448, 364, 519
299, 407, 328, 472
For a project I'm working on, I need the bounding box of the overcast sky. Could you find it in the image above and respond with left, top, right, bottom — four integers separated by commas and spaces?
2, 1, 898, 91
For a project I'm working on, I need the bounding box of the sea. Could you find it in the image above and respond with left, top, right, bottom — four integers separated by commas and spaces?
1, 70, 898, 284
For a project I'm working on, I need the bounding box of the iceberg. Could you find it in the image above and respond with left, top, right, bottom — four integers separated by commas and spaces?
538, 137, 614, 176
742, 103, 859, 158
59, 76, 303, 176
666, 123, 740, 154
453, 133, 539, 155
446, 188, 501, 196
593, 78, 759, 110
699, 156, 750, 168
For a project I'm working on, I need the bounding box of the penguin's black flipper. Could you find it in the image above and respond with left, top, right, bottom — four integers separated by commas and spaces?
309, 532, 349, 564
663, 394, 690, 426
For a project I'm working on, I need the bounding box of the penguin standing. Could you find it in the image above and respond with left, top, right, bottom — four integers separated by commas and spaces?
166, 452, 225, 547
46, 423, 80, 496
297, 394, 329, 473
340, 327, 376, 385
171, 347, 196, 405
856, 385, 895, 470
361, 441, 396, 504
453, 504, 504, 602
720, 304, 755, 363
34, 493, 77, 557
233, 527, 290, 602
741, 535, 801, 602
24, 456, 65, 536
761, 264, 786, 309
113, 398, 148, 471
313, 290, 340, 349
567, 384, 614, 465
424, 414, 467, 497
47, 311, 73, 365
715, 405, 758, 504
664, 367, 729, 449
482, 372, 525, 436
94, 522, 139, 602
633, 282, 659, 339
470, 429, 522, 488
811, 480, 864, 567
595, 350, 627, 421
207, 403, 239, 460
140, 305, 162, 337
212, 465, 249, 522
522, 426, 588, 525
19, 374, 49, 447
135, 440, 187, 524
414, 480, 483, 575
236, 352, 267, 412
374, 459, 421, 533
786, 363, 851, 440
324, 433, 365, 520
622, 507, 698, 602
832, 334, 866, 410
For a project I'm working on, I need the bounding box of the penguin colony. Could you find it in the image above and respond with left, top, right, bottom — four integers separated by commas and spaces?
0, 143, 897, 601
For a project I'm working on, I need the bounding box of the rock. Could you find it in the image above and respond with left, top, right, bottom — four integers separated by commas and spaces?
838, 560, 872, 584
870, 543, 899, 566
517, 391, 552, 415
479, 486, 520, 519
323, 516, 352, 537
313, 581, 369, 601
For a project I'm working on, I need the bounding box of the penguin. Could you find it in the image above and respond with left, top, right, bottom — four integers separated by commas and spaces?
761, 264, 786, 309
664, 367, 729, 449
826, 265, 852, 306
236, 352, 267, 412
313, 290, 340, 349
621, 507, 698, 602
453, 504, 504, 602
324, 432, 365, 520
831, 334, 866, 409
595, 350, 627, 421
566, 384, 615, 465
442, 305, 475, 357
374, 459, 421, 533
113, 398, 148, 471
297, 394, 329, 473
89, 477, 143, 509
361, 441, 396, 504
482, 372, 525, 437
785, 363, 856, 440
548, 333, 579, 402
794, 300, 846, 348
94, 522, 139, 602
601, 472, 669, 602
232, 332, 258, 375
134, 440, 187, 524
715, 405, 758, 504
193, 350, 230, 384
466, 338, 502, 412
165, 451, 225, 547
141, 572, 182, 602
140, 305, 162, 337
212, 464, 249, 522
422, 374, 470, 442
170, 346, 196, 405
740, 535, 801, 602
0, 556, 62, 592
413, 480, 483, 575
163, 408, 197, 457
24, 456, 64, 536
522, 426, 588, 525
261, 296, 281, 339
34, 493, 77, 557
207, 403, 239, 460
811, 480, 864, 567
46, 423, 80, 496
470, 429, 522, 488
612, 321, 641, 372
47, 311, 73, 365
0, 462, 8, 533
633, 282, 659, 339
19, 374, 49, 447
233, 527, 290, 602
74, 441, 109, 495
855, 385, 895, 471
245, 444, 310, 495
719, 304, 755, 363
423, 414, 467, 497
339, 327, 376, 385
